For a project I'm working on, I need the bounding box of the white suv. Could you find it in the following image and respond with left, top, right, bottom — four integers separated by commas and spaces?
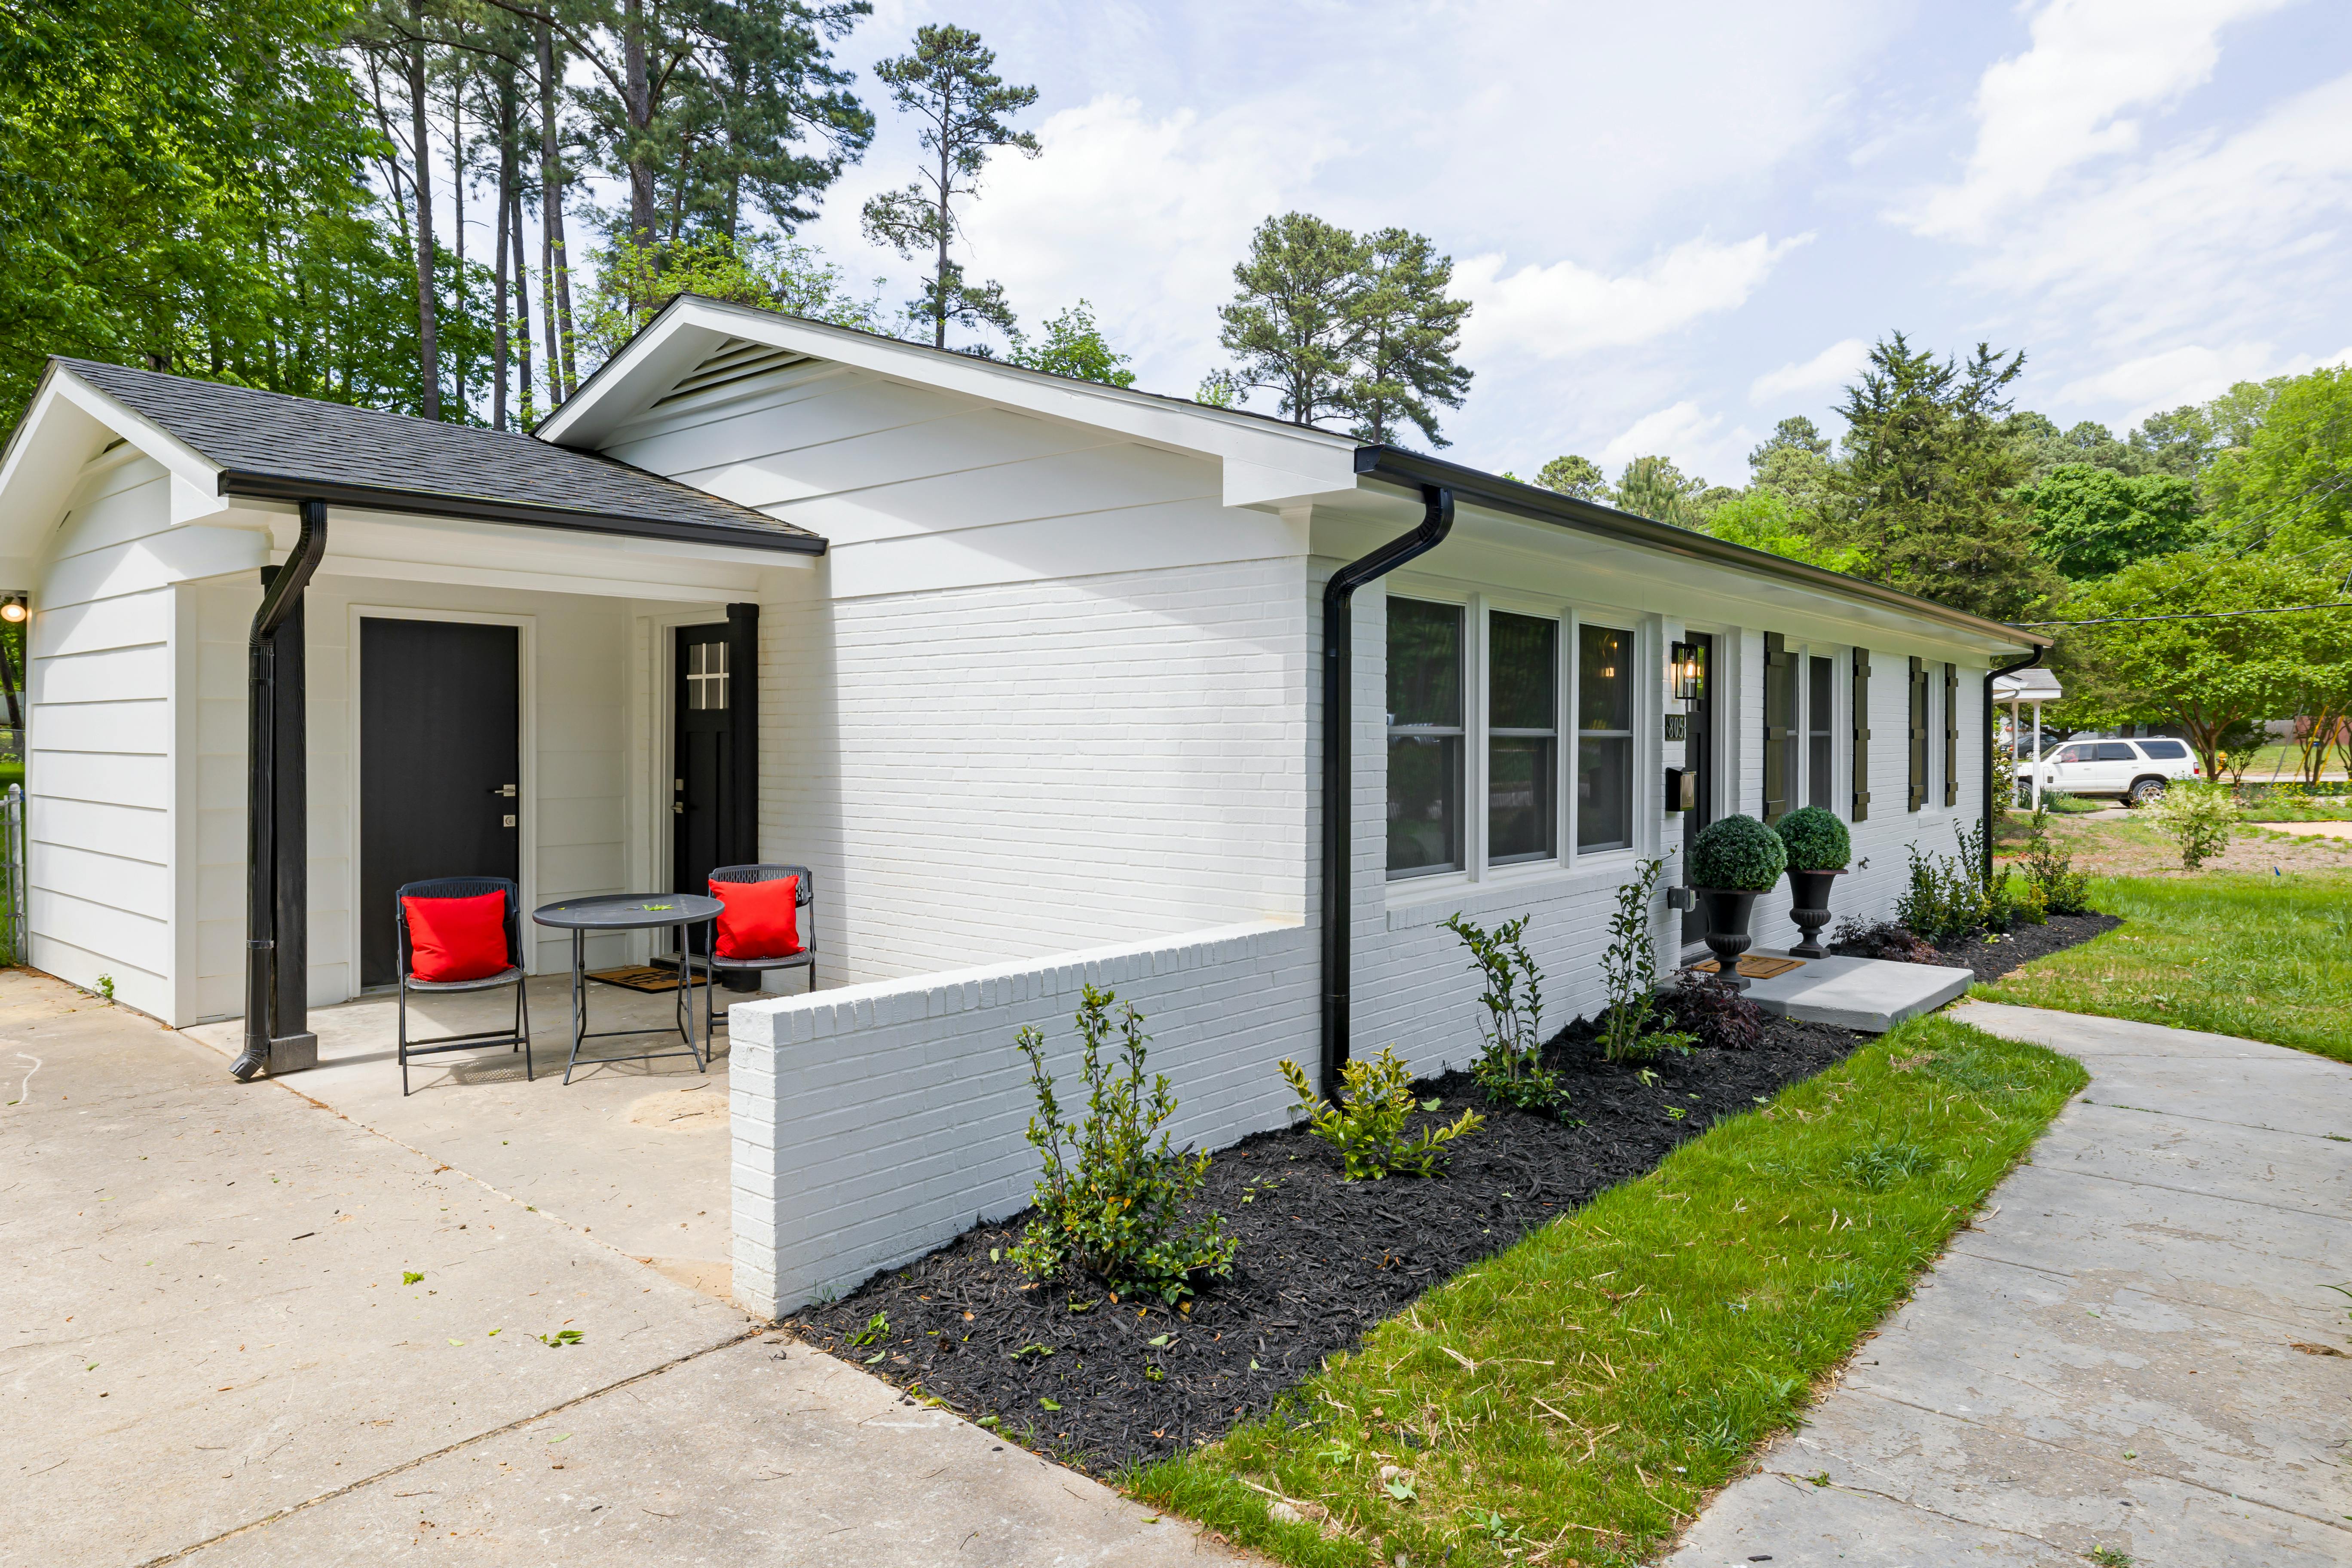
2019, 737, 2202, 805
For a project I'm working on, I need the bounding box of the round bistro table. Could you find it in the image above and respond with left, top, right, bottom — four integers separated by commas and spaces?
531, 894, 724, 1084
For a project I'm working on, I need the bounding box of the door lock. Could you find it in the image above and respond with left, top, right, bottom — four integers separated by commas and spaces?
502, 814, 518, 828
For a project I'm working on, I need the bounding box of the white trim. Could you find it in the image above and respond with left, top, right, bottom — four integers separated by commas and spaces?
343, 604, 539, 983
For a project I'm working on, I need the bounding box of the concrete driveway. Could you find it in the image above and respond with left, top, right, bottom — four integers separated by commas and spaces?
1668, 1002, 2352, 1567
0, 971, 1245, 1567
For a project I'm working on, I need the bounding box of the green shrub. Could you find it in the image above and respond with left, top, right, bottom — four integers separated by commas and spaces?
1441, 911, 1568, 1111
1690, 814, 1787, 891
1281, 1048, 1483, 1179
1775, 806, 1850, 871
1597, 858, 1696, 1063
1895, 838, 1985, 943
1010, 985, 1237, 1302
2150, 780, 2236, 870
2020, 808, 2092, 914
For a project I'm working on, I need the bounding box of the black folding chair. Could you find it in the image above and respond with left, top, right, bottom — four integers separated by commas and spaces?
395, 876, 532, 1096
701, 863, 815, 1030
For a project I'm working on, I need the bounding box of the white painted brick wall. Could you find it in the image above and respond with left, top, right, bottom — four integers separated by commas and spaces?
753, 554, 1313, 989
727, 918, 1317, 1318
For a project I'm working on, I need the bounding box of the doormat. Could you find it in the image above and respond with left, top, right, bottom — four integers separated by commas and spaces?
1692, 954, 1807, 980
586, 965, 688, 993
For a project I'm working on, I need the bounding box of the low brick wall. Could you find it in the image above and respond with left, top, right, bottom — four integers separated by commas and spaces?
726, 919, 1317, 1319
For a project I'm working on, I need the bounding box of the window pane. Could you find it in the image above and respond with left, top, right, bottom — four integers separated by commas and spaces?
1489, 735, 1556, 861
1489, 612, 1556, 730
2095, 742, 2136, 761
1387, 599, 1461, 727
1577, 624, 1630, 731
2139, 739, 2187, 759
1388, 735, 1462, 873
1808, 656, 1833, 810
1576, 736, 1632, 851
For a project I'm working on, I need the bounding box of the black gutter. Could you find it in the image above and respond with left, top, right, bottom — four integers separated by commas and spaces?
1354, 447, 2051, 653
232, 501, 328, 1082
1983, 643, 2045, 883
1321, 484, 1453, 1099
214, 470, 826, 556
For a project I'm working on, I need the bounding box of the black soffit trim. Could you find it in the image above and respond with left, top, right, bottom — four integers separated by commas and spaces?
214, 469, 827, 556
1352, 447, 2047, 650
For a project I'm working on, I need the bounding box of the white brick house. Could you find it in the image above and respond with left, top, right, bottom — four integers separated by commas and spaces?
0, 300, 2045, 1314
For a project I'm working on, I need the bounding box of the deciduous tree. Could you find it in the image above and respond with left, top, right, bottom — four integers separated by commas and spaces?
2019, 464, 2206, 580
1009, 301, 1133, 387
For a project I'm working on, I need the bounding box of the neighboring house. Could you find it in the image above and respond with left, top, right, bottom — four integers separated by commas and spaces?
0, 297, 2046, 1314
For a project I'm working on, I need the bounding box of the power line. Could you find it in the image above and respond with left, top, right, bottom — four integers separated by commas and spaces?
2020, 600, 2352, 628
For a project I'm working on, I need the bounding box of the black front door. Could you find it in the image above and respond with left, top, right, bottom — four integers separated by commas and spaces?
1679, 632, 1716, 947
360, 619, 520, 987
672, 623, 737, 898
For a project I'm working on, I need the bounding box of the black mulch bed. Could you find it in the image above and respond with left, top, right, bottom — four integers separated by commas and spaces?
789, 1013, 1863, 1474
1933, 912, 2122, 983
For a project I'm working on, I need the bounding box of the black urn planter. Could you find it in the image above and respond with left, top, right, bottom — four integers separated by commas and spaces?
1786, 867, 1846, 959
1694, 888, 1763, 988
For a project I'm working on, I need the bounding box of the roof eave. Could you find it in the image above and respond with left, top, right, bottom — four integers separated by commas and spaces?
1353, 446, 2049, 651
215, 469, 827, 556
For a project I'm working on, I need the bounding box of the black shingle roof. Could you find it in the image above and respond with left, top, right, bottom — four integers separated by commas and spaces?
56, 357, 821, 553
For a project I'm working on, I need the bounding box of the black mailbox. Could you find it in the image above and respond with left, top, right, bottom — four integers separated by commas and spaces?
1664, 767, 1696, 812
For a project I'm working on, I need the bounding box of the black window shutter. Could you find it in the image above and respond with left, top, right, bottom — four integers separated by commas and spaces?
1852, 649, 1871, 821
1907, 656, 1929, 812
1762, 632, 1795, 824
1943, 662, 1960, 808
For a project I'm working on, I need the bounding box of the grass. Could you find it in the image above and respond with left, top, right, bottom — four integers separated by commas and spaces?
1135, 1017, 2086, 1567
0, 760, 19, 794
2238, 796, 2352, 821
1977, 871, 2352, 1065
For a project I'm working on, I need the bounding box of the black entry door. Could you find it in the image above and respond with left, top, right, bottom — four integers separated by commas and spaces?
360, 619, 520, 987
672, 623, 736, 899
1678, 633, 1717, 946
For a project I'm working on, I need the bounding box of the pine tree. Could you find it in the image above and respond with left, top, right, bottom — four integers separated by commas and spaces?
1342, 228, 1472, 447
860, 24, 1038, 349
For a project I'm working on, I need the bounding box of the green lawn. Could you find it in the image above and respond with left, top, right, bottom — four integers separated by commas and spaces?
0, 761, 20, 794
1977, 872, 2352, 1064
1137, 1017, 2086, 1567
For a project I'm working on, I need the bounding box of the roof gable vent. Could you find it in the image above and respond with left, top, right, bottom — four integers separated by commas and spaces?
653, 337, 812, 408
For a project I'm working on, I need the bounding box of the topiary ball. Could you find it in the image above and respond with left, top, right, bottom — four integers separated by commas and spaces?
1775, 805, 1851, 871
1690, 813, 1788, 891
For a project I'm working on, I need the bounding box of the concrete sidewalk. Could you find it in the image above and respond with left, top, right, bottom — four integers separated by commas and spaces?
1668, 1002, 2352, 1567
0, 971, 1243, 1567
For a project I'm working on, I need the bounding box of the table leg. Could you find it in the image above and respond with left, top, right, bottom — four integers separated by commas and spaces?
564, 928, 585, 1084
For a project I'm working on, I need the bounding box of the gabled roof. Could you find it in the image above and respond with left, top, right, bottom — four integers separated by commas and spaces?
40, 358, 824, 554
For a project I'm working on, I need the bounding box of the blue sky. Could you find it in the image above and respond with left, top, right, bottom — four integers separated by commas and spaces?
766, 1, 2352, 485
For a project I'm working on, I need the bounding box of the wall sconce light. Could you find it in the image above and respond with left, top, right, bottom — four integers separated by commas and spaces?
1670, 640, 1703, 702
0, 597, 25, 624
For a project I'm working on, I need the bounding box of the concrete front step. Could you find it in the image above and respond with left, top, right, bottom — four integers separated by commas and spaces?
1675, 949, 1975, 1033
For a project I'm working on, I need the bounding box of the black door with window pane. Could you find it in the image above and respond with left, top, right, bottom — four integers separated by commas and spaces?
360, 619, 520, 987
1677, 633, 1715, 945
673, 623, 737, 900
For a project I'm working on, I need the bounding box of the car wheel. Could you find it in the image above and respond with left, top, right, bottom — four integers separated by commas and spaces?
2127, 776, 2166, 806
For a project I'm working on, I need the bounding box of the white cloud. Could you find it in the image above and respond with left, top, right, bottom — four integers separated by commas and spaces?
1750, 338, 1871, 404
2057, 340, 2352, 423
1904, 0, 2290, 241
1594, 401, 1755, 488
1455, 234, 1808, 363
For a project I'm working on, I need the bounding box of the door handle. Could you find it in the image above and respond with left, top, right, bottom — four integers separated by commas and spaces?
489, 784, 517, 796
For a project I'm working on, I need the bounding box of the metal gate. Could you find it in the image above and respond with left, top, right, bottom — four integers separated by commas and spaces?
2, 784, 24, 965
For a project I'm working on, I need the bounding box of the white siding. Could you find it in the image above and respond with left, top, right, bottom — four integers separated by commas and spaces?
24, 456, 230, 1019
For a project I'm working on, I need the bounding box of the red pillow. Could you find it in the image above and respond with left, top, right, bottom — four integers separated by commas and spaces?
402, 891, 510, 983
711, 875, 802, 961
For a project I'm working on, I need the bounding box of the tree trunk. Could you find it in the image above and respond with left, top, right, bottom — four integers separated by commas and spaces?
511, 172, 535, 426
407, 1, 440, 420
622, 0, 655, 244
932, 139, 951, 348
537, 19, 575, 399
491, 67, 515, 430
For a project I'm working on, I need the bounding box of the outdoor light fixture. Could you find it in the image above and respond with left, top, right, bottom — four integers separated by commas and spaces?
1671, 640, 1703, 701
0, 598, 24, 624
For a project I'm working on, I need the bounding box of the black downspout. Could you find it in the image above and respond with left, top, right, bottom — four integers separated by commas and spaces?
232, 502, 329, 1082
1320, 485, 1453, 1099
1982, 643, 2045, 885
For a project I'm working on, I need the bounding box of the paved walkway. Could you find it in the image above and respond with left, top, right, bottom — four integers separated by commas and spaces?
1669, 1001, 2352, 1567
0, 971, 1245, 1567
